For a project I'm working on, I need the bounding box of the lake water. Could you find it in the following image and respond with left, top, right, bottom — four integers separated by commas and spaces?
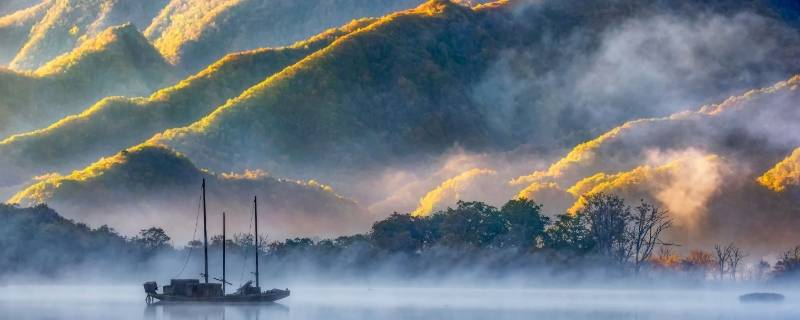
0, 286, 797, 320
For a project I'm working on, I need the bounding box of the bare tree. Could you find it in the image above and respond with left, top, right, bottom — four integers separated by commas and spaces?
580, 193, 631, 265
714, 243, 734, 281
727, 245, 747, 281
627, 200, 672, 276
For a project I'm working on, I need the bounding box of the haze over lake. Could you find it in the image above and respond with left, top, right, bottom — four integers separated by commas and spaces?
1, 286, 797, 320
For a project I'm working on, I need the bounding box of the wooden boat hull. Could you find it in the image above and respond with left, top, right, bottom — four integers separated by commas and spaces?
150, 289, 290, 304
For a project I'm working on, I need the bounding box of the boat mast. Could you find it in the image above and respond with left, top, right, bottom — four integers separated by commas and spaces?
222, 211, 226, 294
254, 196, 259, 289
202, 178, 209, 284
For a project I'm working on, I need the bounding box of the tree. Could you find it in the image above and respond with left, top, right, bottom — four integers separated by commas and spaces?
440, 201, 506, 248
579, 193, 631, 264
499, 198, 550, 250
649, 247, 680, 271
714, 243, 734, 280
773, 246, 800, 280
727, 245, 747, 281
133, 227, 171, 252
627, 200, 672, 275
186, 240, 203, 249
681, 250, 715, 280
544, 213, 594, 253
371, 213, 430, 253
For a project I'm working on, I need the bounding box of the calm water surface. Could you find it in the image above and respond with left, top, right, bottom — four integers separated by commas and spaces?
0, 286, 797, 320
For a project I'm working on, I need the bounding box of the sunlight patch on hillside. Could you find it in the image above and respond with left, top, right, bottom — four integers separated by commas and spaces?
412, 168, 496, 217
758, 148, 800, 192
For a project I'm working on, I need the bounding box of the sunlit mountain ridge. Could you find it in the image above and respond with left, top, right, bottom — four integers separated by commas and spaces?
10, 145, 370, 240
759, 147, 800, 194
144, 0, 422, 73
0, 23, 176, 138
508, 75, 800, 249
0, 19, 375, 189
8, 0, 169, 70
1, 0, 799, 246
0, 1, 51, 64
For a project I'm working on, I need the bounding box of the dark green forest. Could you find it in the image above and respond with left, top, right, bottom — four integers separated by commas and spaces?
2, 194, 798, 284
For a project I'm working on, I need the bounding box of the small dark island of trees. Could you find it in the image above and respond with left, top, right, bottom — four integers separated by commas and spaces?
1, 193, 799, 285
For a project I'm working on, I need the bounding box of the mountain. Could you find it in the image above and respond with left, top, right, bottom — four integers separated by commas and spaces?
512, 75, 800, 250
3, 0, 800, 244
0, 23, 176, 138
759, 147, 800, 195
0, 0, 42, 16
0, 19, 373, 190
146, 0, 800, 194
9, 145, 371, 240
144, 0, 422, 72
0, 202, 137, 277
8, 0, 168, 70
148, 1, 513, 179
0, 1, 52, 64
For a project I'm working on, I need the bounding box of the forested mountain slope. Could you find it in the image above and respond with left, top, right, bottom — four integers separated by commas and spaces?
0, 24, 176, 138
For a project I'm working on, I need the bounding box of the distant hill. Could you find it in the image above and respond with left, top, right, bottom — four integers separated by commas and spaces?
0, 20, 372, 190
759, 147, 800, 194
149, 1, 512, 179
144, 0, 422, 72
3, 0, 800, 245
513, 75, 800, 250
0, 1, 52, 64
0, 0, 42, 16
0, 202, 137, 277
147, 0, 800, 190
0, 23, 176, 138
9, 145, 371, 240
8, 0, 168, 70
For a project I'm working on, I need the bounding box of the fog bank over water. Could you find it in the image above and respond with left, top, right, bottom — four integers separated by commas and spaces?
1, 286, 798, 320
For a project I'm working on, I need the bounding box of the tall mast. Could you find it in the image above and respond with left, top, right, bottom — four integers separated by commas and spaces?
202, 178, 209, 284
222, 211, 226, 294
254, 196, 259, 289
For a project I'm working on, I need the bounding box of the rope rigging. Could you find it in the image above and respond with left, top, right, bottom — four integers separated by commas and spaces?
238, 201, 255, 285
174, 192, 203, 278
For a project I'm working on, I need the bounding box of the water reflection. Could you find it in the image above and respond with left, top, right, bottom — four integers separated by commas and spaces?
1, 286, 798, 320
143, 303, 289, 320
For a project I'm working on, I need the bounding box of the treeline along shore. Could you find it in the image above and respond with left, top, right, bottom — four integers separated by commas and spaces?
1, 194, 799, 285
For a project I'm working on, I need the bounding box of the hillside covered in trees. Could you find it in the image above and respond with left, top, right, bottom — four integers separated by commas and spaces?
9, 145, 370, 240
0, 19, 375, 188
0, 0, 799, 264
2, 195, 799, 285
0, 23, 176, 137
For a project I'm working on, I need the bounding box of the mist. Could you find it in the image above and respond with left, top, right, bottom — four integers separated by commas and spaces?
0, 1, 799, 318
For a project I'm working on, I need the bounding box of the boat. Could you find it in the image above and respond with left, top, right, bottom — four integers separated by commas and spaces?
143, 179, 290, 304
738, 292, 785, 303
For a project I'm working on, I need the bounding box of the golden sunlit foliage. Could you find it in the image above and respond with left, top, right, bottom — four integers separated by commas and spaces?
34, 23, 167, 76
412, 168, 496, 217
9, 0, 167, 70
147, 0, 511, 174
512, 75, 800, 196
758, 148, 800, 192
0, 20, 367, 187
8, 145, 369, 237
8, 144, 343, 204
564, 154, 726, 226
0, 23, 175, 138
145, 0, 241, 64
143, 0, 420, 72
0, 0, 52, 64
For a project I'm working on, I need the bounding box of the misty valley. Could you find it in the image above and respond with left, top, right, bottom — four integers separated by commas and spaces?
1, 0, 800, 319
